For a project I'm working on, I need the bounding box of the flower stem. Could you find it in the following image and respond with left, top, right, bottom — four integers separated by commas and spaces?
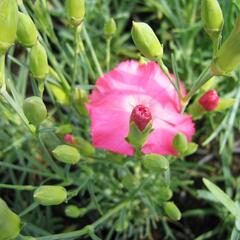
0, 53, 5, 87
82, 25, 103, 77
106, 38, 111, 72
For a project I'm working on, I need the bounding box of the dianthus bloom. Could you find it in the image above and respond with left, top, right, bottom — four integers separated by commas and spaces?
87, 61, 195, 155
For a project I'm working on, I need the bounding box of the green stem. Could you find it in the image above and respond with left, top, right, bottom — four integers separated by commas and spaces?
37, 200, 129, 240
106, 38, 111, 72
0, 183, 36, 191
183, 66, 213, 105
0, 53, 5, 88
82, 25, 104, 77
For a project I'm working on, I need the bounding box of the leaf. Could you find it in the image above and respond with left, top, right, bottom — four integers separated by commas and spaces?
203, 178, 240, 218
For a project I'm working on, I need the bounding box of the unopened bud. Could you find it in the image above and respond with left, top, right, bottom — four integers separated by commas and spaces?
143, 154, 169, 172
29, 41, 49, 80
131, 21, 163, 59
74, 88, 89, 116
212, 16, 240, 75
56, 124, 73, 135
34, 185, 67, 206
104, 18, 117, 39
122, 175, 139, 191
0, 198, 21, 239
163, 202, 181, 221
130, 105, 152, 131
52, 144, 81, 164
201, 0, 224, 39
126, 105, 153, 150
66, 0, 85, 26
199, 89, 220, 111
75, 137, 95, 156
23, 96, 47, 126
0, 0, 18, 53
17, 12, 38, 48
158, 187, 173, 202
64, 134, 75, 144
65, 205, 86, 218
173, 133, 188, 155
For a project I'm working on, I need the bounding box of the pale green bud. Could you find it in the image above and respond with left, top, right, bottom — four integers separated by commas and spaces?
122, 175, 139, 191
23, 96, 47, 126
163, 201, 181, 221
65, 205, 86, 218
104, 18, 117, 39
29, 41, 49, 79
0, 0, 18, 53
34, 185, 67, 206
201, 0, 223, 39
143, 154, 169, 172
173, 133, 188, 155
0, 198, 21, 240
75, 137, 95, 156
66, 0, 85, 26
212, 16, 240, 75
52, 144, 81, 164
158, 187, 173, 202
131, 21, 163, 59
17, 12, 38, 48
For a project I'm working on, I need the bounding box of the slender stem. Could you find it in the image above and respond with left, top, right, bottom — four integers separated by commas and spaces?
0, 183, 36, 191
0, 53, 5, 87
106, 38, 111, 72
82, 25, 104, 77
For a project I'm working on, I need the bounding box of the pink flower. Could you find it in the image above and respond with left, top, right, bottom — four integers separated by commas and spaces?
199, 89, 220, 111
87, 60, 195, 156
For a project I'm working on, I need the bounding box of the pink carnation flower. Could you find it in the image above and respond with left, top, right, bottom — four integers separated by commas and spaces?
87, 60, 195, 156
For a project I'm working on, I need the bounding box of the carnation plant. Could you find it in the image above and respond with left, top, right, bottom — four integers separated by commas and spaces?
0, 0, 240, 240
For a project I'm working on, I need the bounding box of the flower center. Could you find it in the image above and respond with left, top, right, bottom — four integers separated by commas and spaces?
130, 104, 152, 131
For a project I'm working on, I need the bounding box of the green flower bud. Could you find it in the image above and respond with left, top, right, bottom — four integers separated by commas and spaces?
173, 133, 188, 155
0, 198, 21, 240
212, 16, 240, 75
34, 185, 67, 206
122, 175, 139, 191
65, 205, 86, 218
52, 144, 81, 164
131, 21, 163, 59
0, 0, 18, 53
66, 0, 85, 26
104, 18, 117, 39
184, 142, 198, 156
143, 154, 169, 172
29, 41, 49, 80
163, 201, 181, 221
201, 0, 223, 39
48, 82, 70, 105
158, 187, 173, 202
23, 96, 47, 126
56, 124, 73, 135
17, 12, 38, 48
74, 88, 89, 116
75, 137, 95, 156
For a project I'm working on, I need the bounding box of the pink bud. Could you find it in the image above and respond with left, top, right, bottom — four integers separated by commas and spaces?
198, 90, 220, 111
64, 134, 75, 144
130, 105, 152, 131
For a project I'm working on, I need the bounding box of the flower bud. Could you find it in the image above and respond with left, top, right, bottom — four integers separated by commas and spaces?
17, 12, 38, 48
75, 137, 96, 156
52, 144, 81, 164
130, 105, 152, 132
158, 187, 173, 202
122, 175, 139, 191
126, 105, 153, 150
212, 16, 240, 75
66, 0, 85, 26
34, 185, 67, 206
131, 21, 163, 59
64, 134, 75, 144
56, 124, 73, 135
199, 89, 220, 111
23, 96, 47, 126
0, 0, 18, 53
65, 205, 86, 218
104, 18, 117, 39
143, 154, 169, 172
0, 198, 21, 239
29, 41, 49, 80
173, 133, 188, 155
163, 201, 181, 221
201, 0, 224, 39
74, 88, 89, 116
